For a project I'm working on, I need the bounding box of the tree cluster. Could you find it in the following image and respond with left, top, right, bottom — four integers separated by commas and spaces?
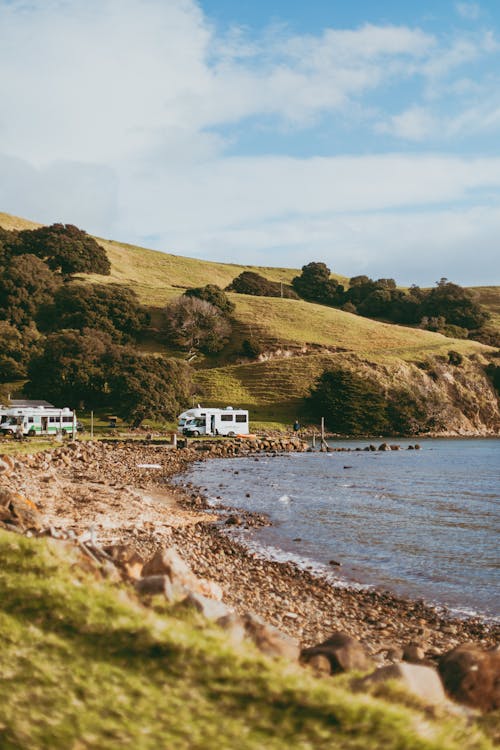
227, 271, 298, 299
164, 296, 231, 354
25, 329, 193, 426
307, 367, 448, 436
292, 264, 489, 339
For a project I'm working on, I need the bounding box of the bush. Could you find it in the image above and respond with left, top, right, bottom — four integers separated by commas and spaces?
164, 297, 231, 353
448, 350, 464, 366
16, 223, 110, 276
25, 329, 193, 423
308, 368, 388, 435
241, 338, 262, 358
292, 262, 342, 304
184, 285, 235, 315
38, 283, 148, 341
227, 272, 298, 299
0, 254, 60, 327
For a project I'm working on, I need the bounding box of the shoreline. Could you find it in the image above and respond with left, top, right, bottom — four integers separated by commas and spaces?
3, 439, 499, 661
169, 468, 499, 654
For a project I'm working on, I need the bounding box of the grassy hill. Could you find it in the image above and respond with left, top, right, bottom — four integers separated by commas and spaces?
0, 530, 495, 750
0, 211, 498, 430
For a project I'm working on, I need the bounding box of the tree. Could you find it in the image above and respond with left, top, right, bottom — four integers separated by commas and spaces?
292, 262, 342, 304
421, 281, 489, 330
0, 322, 41, 381
227, 271, 298, 299
307, 368, 388, 435
106, 352, 193, 426
25, 328, 193, 424
184, 284, 235, 315
38, 283, 148, 341
16, 223, 110, 276
164, 297, 231, 353
0, 254, 60, 327
25, 329, 113, 407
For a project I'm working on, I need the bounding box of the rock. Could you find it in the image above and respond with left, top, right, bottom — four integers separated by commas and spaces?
216, 613, 247, 646
243, 612, 300, 661
225, 515, 243, 526
403, 643, 426, 663
183, 591, 232, 621
363, 663, 447, 706
0, 488, 41, 530
141, 547, 196, 587
301, 631, 372, 674
135, 575, 171, 596
378, 443, 390, 451
0, 455, 15, 476
438, 644, 500, 712
307, 654, 331, 676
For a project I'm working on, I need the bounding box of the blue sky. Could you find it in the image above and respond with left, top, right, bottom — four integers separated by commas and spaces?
0, 0, 499, 285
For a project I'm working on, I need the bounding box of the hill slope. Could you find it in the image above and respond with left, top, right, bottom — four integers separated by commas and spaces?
0, 212, 498, 433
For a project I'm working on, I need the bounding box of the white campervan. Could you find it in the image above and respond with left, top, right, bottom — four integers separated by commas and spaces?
180, 406, 249, 437
0, 406, 76, 437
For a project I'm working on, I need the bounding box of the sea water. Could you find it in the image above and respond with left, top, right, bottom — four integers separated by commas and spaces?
179, 439, 500, 620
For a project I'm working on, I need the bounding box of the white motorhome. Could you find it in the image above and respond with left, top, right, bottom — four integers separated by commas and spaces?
0, 406, 77, 437
181, 406, 249, 437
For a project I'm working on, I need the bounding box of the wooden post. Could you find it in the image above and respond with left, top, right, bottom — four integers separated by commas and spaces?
320, 417, 328, 451
90, 411, 94, 439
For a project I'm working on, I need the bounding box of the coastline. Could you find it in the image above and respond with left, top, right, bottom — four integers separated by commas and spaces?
3, 439, 499, 662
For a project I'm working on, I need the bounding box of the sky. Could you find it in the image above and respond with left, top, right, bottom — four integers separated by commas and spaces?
1, 0, 500, 285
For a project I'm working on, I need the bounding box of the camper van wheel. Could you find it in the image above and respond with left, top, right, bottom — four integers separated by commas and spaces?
28, 429, 36, 437
191, 430, 200, 437
228, 431, 236, 437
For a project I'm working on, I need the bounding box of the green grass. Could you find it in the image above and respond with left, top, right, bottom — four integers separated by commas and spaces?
0, 530, 494, 750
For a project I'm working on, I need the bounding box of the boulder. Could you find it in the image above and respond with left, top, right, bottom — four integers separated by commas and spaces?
141, 547, 198, 587
0, 488, 41, 530
243, 612, 300, 661
363, 663, 447, 706
438, 644, 500, 712
183, 591, 232, 621
216, 613, 247, 646
403, 643, 426, 663
0, 455, 15, 476
301, 631, 372, 674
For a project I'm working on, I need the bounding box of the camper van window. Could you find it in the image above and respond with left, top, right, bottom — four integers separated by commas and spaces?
28, 417, 34, 423
235, 414, 247, 423
63, 416, 73, 423
220, 414, 233, 422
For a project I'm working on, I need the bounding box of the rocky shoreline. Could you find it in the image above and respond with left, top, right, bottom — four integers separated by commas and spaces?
1, 438, 498, 666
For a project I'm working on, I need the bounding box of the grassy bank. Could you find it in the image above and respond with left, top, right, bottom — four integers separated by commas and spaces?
0, 530, 495, 750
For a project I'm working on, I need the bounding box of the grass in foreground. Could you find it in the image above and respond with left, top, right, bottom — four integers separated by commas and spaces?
0, 531, 494, 750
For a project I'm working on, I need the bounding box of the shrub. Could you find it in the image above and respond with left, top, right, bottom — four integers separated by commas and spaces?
16, 223, 110, 276
164, 297, 231, 353
227, 272, 298, 299
308, 368, 388, 435
184, 285, 235, 315
241, 338, 262, 358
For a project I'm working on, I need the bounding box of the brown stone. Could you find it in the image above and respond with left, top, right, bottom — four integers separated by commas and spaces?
243, 612, 300, 661
363, 663, 447, 706
0, 455, 15, 476
301, 631, 372, 674
403, 643, 426, 663
438, 644, 500, 712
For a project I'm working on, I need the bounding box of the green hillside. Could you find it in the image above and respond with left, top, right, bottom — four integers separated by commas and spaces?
0, 530, 494, 750
0, 212, 498, 430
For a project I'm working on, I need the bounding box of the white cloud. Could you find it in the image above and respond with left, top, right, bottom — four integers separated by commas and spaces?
455, 2, 481, 20
0, 0, 499, 285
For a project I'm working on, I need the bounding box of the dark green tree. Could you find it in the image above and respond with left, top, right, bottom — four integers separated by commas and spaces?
227, 271, 298, 299
308, 368, 388, 435
0, 322, 41, 381
0, 254, 60, 327
38, 283, 148, 341
16, 223, 110, 276
184, 284, 235, 315
292, 262, 342, 304
421, 280, 489, 330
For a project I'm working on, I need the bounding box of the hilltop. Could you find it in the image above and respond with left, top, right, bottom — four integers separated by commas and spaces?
0, 211, 498, 433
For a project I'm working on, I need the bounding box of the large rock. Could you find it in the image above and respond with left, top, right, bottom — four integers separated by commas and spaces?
363, 663, 447, 706
301, 631, 372, 674
0, 487, 41, 530
183, 592, 232, 621
438, 644, 500, 712
243, 612, 300, 661
0, 455, 15, 476
141, 546, 223, 601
